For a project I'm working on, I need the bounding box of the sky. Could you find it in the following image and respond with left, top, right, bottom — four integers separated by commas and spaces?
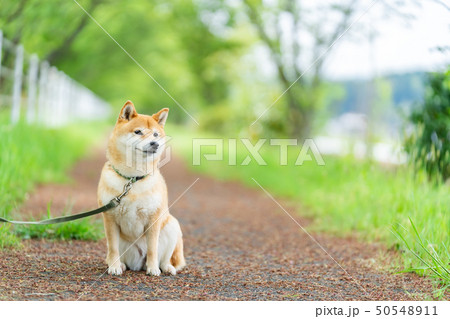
323, 0, 450, 80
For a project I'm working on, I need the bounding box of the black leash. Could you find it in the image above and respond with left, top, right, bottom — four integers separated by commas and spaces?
0, 169, 145, 225
0, 200, 120, 225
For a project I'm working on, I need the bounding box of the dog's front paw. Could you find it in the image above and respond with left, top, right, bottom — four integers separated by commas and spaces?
161, 263, 176, 276
108, 261, 126, 276
146, 267, 161, 276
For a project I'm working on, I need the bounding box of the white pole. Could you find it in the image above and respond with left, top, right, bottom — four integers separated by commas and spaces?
37, 61, 49, 125
47, 67, 56, 127
49, 67, 58, 127
2, 31, 109, 126
26, 54, 39, 123
56, 70, 65, 126
11, 45, 24, 124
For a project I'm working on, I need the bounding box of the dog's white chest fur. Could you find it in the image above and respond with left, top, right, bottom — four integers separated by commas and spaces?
114, 192, 162, 239
101, 170, 163, 240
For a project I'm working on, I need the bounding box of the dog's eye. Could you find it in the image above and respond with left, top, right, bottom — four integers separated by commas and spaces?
153, 132, 158, 137
134, 130, 143, 135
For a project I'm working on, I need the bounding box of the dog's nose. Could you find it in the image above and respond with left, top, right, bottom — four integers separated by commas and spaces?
149, 141, 159, 149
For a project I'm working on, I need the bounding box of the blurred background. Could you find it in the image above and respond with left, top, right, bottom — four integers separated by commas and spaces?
1, 0, 449, 160
0, 0, 449, 292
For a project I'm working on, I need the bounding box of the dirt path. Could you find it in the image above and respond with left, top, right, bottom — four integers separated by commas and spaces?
0, 149, 439, 300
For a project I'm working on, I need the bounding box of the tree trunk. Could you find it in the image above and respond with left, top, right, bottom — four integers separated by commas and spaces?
284, 88, 313, 139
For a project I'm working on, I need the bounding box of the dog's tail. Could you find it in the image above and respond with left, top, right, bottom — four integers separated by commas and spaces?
171, 235, 186, 271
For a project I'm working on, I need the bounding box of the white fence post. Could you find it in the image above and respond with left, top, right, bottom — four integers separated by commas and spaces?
11, 45, 24, 124
48, 66, 58, 127
26, 54, 39, 123
0, 30, 110, 126
37, 61, 49, 125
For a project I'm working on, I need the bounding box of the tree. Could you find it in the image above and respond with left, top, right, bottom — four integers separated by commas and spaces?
0, 0, 242, 123
45, 0, 104, 64
238, 0, 359, 138
405, 70, 450, 182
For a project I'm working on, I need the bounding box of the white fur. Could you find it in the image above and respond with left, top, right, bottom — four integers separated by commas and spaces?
118, 217, 181, 274
113, 132, 166, 176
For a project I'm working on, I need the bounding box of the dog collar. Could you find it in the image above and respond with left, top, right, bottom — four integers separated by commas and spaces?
111, 165, 149, 182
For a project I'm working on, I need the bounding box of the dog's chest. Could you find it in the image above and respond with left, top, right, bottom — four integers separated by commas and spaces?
101, 173, 164, 239
112, 191, 163, 239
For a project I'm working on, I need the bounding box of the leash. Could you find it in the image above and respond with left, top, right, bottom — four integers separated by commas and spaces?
0, 169, 145, 225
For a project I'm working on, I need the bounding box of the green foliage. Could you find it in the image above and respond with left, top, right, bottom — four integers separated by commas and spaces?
393, 219, 449, 296
0, 0, 246, 125
1, 0, 430, 140
14, 210, 103, 241
1, 0, 358, 137
170, 125, 450, 288
0, 116, 106, 248
405, 70, 450, 182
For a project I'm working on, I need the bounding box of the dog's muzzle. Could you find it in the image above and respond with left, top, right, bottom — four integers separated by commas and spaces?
143, 141, 159, 154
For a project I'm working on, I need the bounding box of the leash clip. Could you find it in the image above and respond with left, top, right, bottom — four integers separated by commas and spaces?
114, 177, 136, 203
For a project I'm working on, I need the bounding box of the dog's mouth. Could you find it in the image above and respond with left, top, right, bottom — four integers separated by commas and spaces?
142, 149, 158, 155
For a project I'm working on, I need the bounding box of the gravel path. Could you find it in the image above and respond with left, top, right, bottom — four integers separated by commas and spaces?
0, 149, 439, 300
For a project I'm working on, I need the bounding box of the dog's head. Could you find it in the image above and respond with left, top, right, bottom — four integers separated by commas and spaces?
107, 100, 169, 175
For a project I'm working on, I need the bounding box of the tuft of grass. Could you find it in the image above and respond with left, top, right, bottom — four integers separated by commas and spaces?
168, 125, 449, 289
14, 219, 103, 241
12, 204, 104, 241
0, 115, 109, 248
392, 218, 450, 297
0, 225, 22, 249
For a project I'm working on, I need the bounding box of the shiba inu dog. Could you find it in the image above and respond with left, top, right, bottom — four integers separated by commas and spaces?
97, 101, 185, 276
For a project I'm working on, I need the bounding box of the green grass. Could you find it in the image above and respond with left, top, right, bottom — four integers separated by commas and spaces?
14, 219, 103, 241
167, 124, 450, 291
0, 117, 108, 248
393, 218, 449, 296
13, 203, 104, 241
0, 225, 22, 249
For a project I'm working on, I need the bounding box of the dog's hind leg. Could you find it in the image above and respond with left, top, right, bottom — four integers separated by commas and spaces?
168, 216, 186, 272
158, 216, 182, 275
171, 235, 186, 272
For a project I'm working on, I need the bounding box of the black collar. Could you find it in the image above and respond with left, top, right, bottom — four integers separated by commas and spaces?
111, 165, 149, 181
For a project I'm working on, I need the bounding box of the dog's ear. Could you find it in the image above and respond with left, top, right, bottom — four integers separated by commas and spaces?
118, 100, 138, 122
152, 108, 169, 127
